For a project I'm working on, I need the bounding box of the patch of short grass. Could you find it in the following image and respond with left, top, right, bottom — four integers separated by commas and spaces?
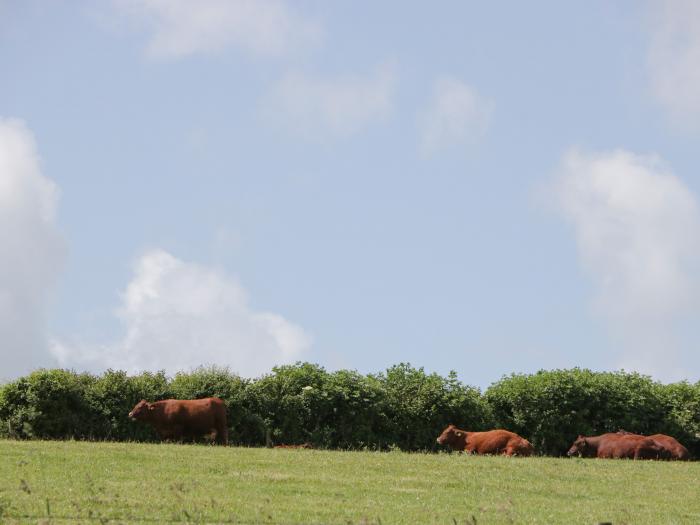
0, 440, 698, 524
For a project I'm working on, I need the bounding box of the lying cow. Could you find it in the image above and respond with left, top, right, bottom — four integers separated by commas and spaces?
617, 430, 690, 460
567, 433, 662, 459
436, 424, 534, 456
128, 397, 228, 445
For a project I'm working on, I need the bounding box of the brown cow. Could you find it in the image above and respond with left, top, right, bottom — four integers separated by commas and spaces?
617, 430, 690, 460
567, 433, 663, 459
128, 398, 228, 445
648, 434, 690, 460
436, 425, 534, 456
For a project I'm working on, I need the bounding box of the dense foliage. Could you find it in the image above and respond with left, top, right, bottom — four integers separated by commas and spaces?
0, 364, 698, 456
0, 363, 490, 451
485, 369, 700, 456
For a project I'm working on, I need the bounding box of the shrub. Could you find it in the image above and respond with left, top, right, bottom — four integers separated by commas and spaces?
244, 362, 331, 446
84, 370, 172, 441
0, 364, 697, 456
376, 363, 492, 451
485, 369, 679, 456
657, 381, 700, 457
0, 369, 95, 439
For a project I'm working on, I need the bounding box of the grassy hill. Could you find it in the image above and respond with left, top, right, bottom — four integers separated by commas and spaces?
0, 440, 698, 524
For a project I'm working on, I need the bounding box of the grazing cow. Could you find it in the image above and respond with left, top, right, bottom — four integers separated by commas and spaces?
617, 430, 690, 460
436, 425, 534, 456
128, 398, 228, 445
567, 433, 663, 459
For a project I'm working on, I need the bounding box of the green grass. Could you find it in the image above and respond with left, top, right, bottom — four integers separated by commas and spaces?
0, 440, 698, 524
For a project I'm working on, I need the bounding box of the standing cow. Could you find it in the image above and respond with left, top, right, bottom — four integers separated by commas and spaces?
436, 424, 534, 456
128, 397, 228, 445
567, 433, 662, 459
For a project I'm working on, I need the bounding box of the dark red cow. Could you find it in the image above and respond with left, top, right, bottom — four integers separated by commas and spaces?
617, 430, 690, 460
567, 433, 663, 459
128, 398, 228, 445
436, 425, 534, 456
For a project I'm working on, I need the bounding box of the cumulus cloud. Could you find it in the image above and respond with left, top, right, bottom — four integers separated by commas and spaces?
51, 249, 311, 377
648, 0, 700, 123
419, 77, 491, 156
115, 0, 322, 59
263, 64, 397, 139
0, 118, 64, 378
552, 148, 700, 379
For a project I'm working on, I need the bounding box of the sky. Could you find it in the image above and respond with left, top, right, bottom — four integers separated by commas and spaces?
1, 0, 699, 388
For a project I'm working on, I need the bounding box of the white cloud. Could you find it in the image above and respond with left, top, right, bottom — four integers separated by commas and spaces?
648, 0, 700, 123
0, 118, 64, 378
263, 65, 397, 139
115, 0, 321, 59
419, 77, 491, 156
51, 249, 311, 377
552, 148, 700, 379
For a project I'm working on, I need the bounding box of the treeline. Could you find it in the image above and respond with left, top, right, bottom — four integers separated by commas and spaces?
0, 364, 698, 456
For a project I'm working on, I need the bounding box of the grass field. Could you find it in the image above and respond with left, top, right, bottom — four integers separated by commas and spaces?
0, 440, 698, 524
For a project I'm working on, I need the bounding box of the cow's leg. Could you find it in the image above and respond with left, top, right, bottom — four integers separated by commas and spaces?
215, 425, 228, 446
169, 425, 184, 443
156, 426, 175, 443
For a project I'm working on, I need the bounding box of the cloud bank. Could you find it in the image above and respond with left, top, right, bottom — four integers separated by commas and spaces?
264, 65, 397, 139
419, 77, 491, 156
0, 118, 64, 378
115, 0, 321, 59
51, 249, 311, 377
648, 0, 700, 123
552, 148, 700, 379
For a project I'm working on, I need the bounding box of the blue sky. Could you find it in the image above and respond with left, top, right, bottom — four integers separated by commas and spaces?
1, 0, 699, 388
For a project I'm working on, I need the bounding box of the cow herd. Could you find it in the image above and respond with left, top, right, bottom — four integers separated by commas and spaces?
128, 397, 692, 460
436, 425, 690, 460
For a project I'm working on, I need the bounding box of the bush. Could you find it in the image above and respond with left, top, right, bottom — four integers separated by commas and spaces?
0, 369, 95, 439
376, 363, 492, 451
657, 381, 700, 457
0, 365, 697, 456
485, 369, 691, 456
84, 370, 172, 441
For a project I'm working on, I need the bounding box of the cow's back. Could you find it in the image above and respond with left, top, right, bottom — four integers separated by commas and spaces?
161, 398, 222, 420
468, 430, 531, 455
649, 434, 690, 460
598, 434, 660, 459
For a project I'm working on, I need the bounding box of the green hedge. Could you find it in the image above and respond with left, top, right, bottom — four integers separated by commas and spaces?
485, 369, 700, 456
0, 364, 697, 456
0, 363, 490, 451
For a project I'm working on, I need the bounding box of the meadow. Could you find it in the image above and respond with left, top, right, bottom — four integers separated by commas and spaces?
0, 440, 698, 524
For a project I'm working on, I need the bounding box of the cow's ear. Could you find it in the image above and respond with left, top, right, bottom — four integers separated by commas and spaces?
456, 431, 463, 437
148, 403, 155, 411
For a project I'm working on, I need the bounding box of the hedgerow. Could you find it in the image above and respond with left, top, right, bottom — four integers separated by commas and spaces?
0, 364, 698, 456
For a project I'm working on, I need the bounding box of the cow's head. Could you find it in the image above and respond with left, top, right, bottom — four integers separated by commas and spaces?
436, 424, 468, 450
567, 435, 588, 457
128, 400, 153, 421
